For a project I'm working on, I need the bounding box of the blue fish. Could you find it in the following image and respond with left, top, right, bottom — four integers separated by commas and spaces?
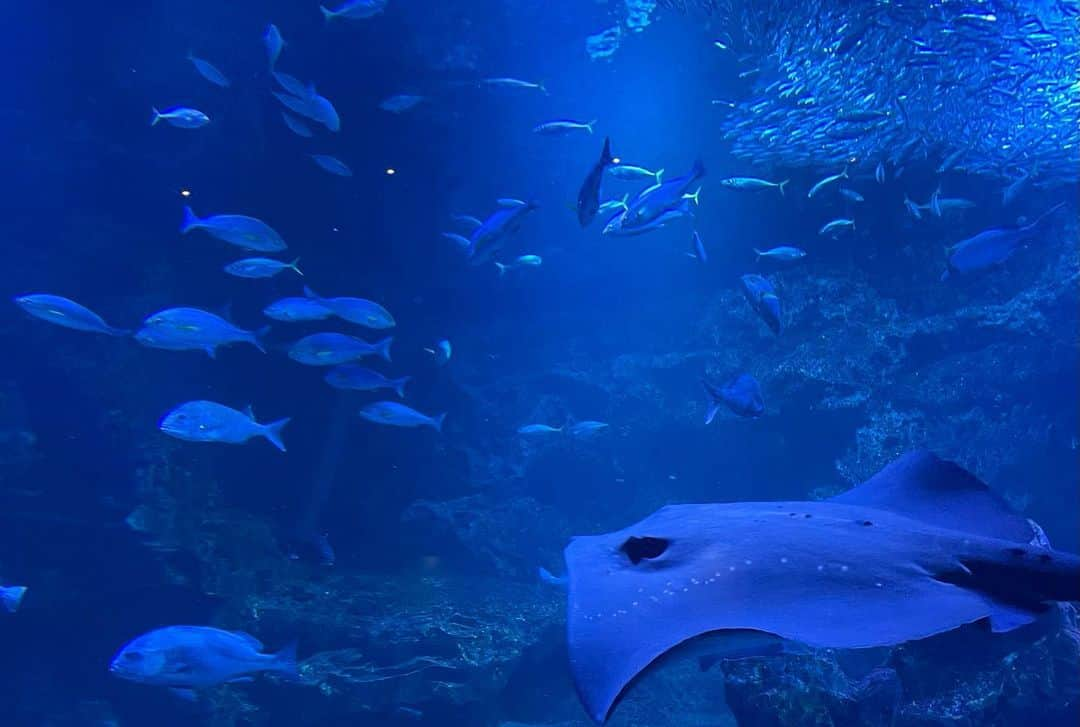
534, 119, 596, 136
310, 154, 353, 177
691, 230, 707, 262
1, 585, 27, 613
577, 137, 615, 227
14, 294, 129, 336
621, 159, 705, 231
518, 423, 564, 435
263, 297, 333, 322
281, 112, 314, 138
187, 53, 229, 88
943, 202, 1064, 280
569, 421, 609, 438
320, 0, 387, 22
224, 257, 302, 279
289, 333, 392, 366
272, 71, 309, 99
603, 198, 693, 237
110, 626, 297, 692
379, 94, 426, 113
263, 24, 284, 69
159, 401, 290, 452
443, 199, 538, 265
272, 89, 340, 133
754, 246, 806, 263
740, 274, 782, 335
181, 206, 287, 253
139, 308, 266, 356
150, 106, 209, 129
324, 365, 410, 397
703, 373, 765, 422
358, 401, 445, 431
303, 287, 394, 329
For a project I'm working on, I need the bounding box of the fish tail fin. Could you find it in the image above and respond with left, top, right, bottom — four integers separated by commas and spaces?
586, 119, 597, 134
271, 640, 300, 679
180, 206, 201, 234
430, 412, 447, 433
1, 586, 27, 613
150, 107, 161, 126
753, 248, 763, 261
685, 187, 702, 206
654, 168, 665, 185
841, 166, 849, 178
251, 325, 271, 354
302, 285, 320, 300
778, 179, 789, 196
393, 376, 411, 398
600, 137, 613, 166
538, 81, 549, 96
289, 257, 303, 276
495, 262, 507, 276
319, 5, 334, 22
375, 336, 393, 363
262, 417, 291, 453
691, 158, 706, 180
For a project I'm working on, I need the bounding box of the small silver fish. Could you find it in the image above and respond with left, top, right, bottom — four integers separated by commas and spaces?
818, 218, 855, 236
151, 107, 209, 129
533, 119, 596, 136
807, 167, 848, 199
224, 257, 303, 279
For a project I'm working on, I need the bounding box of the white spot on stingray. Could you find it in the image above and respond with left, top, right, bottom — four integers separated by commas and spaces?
780, 556, 789, 564
632, 601, 639, 607
691, 578, 700, 585
841, 565, 850, 572
650, 596, 660, 603
683, 587, 689, 592
875, 582, 883, 588
728, 565, 736, 571
714, 571, 721, 577
744, 559, 752, 566
817, 565, 824, 572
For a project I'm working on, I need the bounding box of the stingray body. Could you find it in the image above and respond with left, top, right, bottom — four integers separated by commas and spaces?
563, 451, 1080, 722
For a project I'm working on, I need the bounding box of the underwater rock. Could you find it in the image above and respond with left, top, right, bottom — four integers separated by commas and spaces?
401, 494, 570, 577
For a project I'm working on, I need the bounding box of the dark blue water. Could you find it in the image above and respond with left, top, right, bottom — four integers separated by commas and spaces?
1, 1, 1077, 725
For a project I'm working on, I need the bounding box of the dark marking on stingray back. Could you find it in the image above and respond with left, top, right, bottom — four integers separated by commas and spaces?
620, 536, 670, 564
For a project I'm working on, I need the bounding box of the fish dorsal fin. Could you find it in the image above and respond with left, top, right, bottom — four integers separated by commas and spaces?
232, 631, 264, 650
829, 451, 1037, 544
496, 198, 527, 208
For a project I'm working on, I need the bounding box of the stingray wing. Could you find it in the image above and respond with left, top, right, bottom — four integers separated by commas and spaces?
563, 451, 1069, 723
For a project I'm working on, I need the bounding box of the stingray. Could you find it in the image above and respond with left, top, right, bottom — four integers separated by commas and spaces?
563, 451, 1080, 722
